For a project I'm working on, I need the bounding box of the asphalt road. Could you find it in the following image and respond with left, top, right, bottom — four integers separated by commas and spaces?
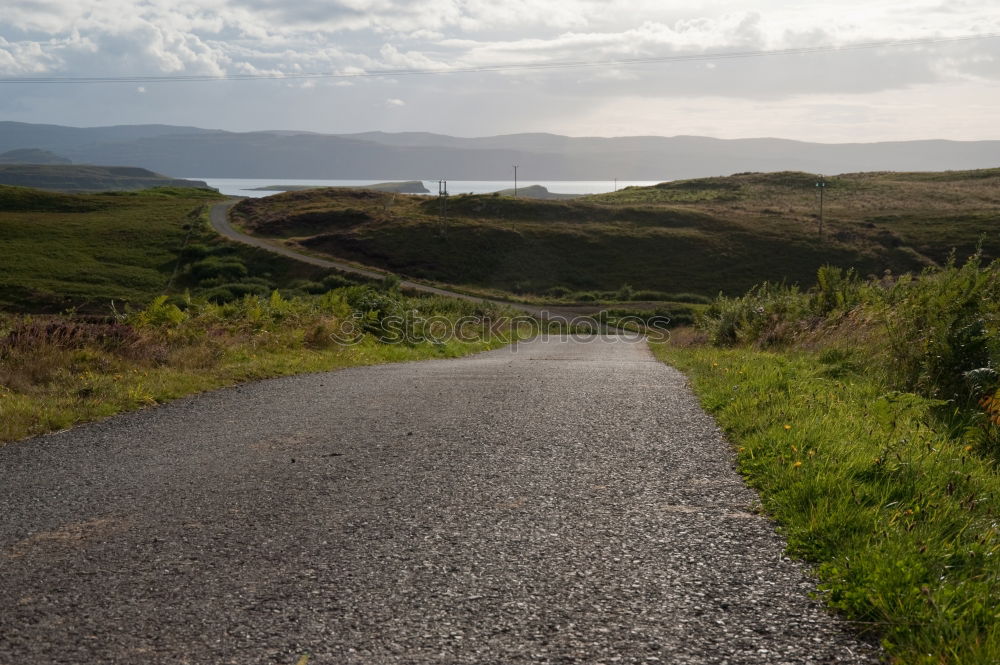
0, 336, 878, 664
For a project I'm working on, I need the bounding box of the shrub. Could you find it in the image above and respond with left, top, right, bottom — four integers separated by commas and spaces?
188, 256, 249, 282
881, 256, 1000, 401
698, 282, 809, 347
615, 283, 635, 301
321, 274, 356, 290
811, 265, 863, 316
128, 295, 188, 327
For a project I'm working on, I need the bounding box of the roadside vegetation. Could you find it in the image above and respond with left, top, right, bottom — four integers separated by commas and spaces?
0, 185, 528, 444
657, 256, 1000, 663
230, 168, 1000, 300
0, 285, 527, 445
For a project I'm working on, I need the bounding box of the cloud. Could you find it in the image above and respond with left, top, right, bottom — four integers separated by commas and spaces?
0, 1, 999, 141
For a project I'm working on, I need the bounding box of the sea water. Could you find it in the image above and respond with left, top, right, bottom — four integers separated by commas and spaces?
189, 178, 664, 198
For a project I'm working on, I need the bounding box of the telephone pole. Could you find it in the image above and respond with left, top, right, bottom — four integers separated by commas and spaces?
513, 165, 518, 199
438, 179, 448, 236
815, 176, 827, 239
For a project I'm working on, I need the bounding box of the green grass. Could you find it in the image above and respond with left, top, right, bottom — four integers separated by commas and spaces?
0, 164, 214, 192
231, 168, 1000, 300
655, 344, 1000, 664
0, 289, 526, 444
0, 186, 226, 312
0, 184, 529, 445
0, 185, 363, 313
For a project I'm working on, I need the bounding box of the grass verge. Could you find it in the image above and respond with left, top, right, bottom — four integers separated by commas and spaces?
0, 288, 526, 445
653, 344, 999, 664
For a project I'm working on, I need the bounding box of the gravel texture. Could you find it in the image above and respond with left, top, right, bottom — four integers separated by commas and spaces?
0, 336, 880, 664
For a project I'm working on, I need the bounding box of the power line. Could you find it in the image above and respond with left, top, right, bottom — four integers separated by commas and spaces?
1, 32, 998, 84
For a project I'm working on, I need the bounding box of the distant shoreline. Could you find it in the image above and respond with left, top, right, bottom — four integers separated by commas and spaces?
190, 177, 662, 198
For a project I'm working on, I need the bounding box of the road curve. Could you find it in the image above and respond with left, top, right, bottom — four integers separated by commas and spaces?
0, 336, 878, 664
209, 200, 553, 318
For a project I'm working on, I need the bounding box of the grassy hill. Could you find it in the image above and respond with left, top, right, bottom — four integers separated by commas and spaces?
0, 164, 214, 192
0, 186, 349, 313
231, 168, 1000, 298
0, 148, 72, 164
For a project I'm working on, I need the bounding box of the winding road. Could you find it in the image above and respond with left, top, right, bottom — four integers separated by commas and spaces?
209, 200, 553, 316
1, 336, 878, 663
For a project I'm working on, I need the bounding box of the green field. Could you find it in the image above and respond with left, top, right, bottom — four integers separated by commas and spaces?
0, 185, 356, 313
0, 187, 222, 311
231, 169, 1000, 299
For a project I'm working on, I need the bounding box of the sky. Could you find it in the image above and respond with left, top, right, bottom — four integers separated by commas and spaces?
1, 0, 999, 142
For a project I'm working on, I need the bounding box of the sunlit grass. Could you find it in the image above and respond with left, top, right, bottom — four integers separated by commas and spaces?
656, 344, 1000, 664
0, 289, 523, 445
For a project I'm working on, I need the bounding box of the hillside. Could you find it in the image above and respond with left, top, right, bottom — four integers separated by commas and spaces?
231, 168, 1000, 298
0, 164, 214, 192
249, 180, 429, 194
0, 148, 71, 164
493, 185, 581, 200
2, 121, 1000, 180
0, 185, 352, 313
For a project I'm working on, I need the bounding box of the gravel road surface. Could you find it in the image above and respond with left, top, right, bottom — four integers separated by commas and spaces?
0, 336, 879, 664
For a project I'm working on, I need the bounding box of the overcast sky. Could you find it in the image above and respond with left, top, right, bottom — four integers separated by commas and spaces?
1, 0, 998, 141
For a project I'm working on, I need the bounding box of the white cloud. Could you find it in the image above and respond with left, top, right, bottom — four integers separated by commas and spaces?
385, 97, 405, 106
0, 1, 999, 140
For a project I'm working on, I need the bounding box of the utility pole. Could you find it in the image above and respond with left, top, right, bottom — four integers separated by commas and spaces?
438, 179, 448, 236
513, 165, 518, 199
815, 176, 826, 239
614, 177, 618, 192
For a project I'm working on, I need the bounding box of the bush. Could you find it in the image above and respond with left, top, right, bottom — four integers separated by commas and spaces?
698, 282, 810, 347
698, 256, 1000, 433
188, 256, 249, 282
881, 256, 1000, 401
811, 265, 863, 316
179, 243, 211, 262
321, 274, 356, 290
546, 286, 573, 299
615, 283, 635, 301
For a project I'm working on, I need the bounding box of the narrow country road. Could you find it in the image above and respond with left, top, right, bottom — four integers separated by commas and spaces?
0, 336, 878, 664
209, 200, 606, 322
209, 200, 534, 311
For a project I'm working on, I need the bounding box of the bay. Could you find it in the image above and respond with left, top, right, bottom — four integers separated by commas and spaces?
188, 177, 663, 198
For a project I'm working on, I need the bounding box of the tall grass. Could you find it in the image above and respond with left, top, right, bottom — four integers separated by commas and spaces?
656, 346, 1000, 664
665, 255, 1000, 662
0, 287, 523, 444
699, 257, 1000, 409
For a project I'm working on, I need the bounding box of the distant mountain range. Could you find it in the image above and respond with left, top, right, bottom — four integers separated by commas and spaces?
0, 148, 72, 164
0, 121, 997, 180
